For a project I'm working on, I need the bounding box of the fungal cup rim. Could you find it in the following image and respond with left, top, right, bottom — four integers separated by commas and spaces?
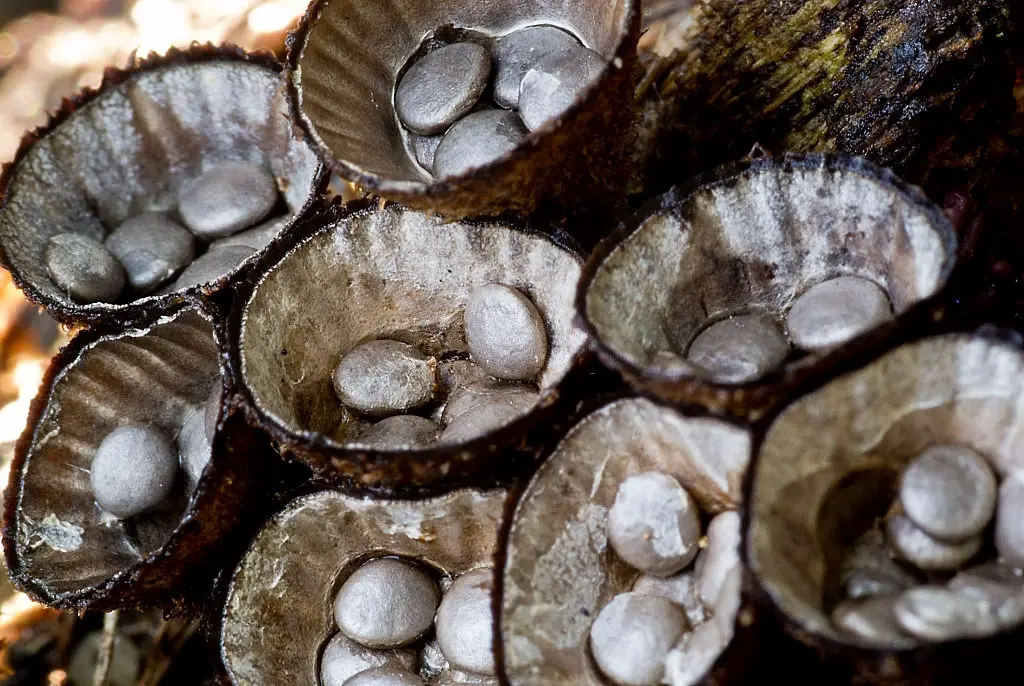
575, 152, 959, 418
285, 0, 640, 202
228, 199, 591, 488
0, 42, 329, 327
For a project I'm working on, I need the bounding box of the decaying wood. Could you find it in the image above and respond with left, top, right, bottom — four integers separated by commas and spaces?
635, 0, 1015, 197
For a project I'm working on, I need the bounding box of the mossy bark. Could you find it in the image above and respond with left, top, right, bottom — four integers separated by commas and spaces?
636, 0, 1014, 198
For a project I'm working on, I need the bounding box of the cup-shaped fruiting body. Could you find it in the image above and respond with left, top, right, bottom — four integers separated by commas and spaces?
579, 153, 956, 419
498, 397, 765, 685
0, 44, 326, 327
746, 332, 1024, 684
1, 304, 269, 611
230, 201, 589, 488
286, 0, 639, 219
219, 487, 507, 685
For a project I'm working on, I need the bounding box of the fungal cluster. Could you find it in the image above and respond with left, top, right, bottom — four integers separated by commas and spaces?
321, 559, 497, 686
0, 0, 1017, 683
590, 473, 742, 686
46, 158, 284, 304
831, 446, 1024, 645
330, 283, 547, 449
395, 25, 602, 178
668, 274, 894, 384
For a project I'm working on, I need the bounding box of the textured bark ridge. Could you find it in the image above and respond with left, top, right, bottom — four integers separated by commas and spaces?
637, 0, 1014, 196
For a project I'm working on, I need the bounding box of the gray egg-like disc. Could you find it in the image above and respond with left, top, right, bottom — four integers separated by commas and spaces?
90, 425, 178, 519
492, 25, 581, 109
589, 592, 688, 686
844, 567, 917, 601
204, 383, 222, 443
831, 596, 915, 647
696, 510, 741, 609
45, 233, 125, 303
105, 213, 195, 294
949, 563, 1024, 628
395, 43, 491, 136
662, 617, 728, 686
410, 134, 443, 174
344, 668, 425, 686
177, 162, 278, 239
442, 384, 537, 426
319, 633, 417, 686
357, 415, 438, 450
840, 529, 919, 600
464, 283, 548, 381
995, 474, 1024, 568
893, 586, 1001, 641
885, 515, 982, 571
686, 314, 789, 384
899, 445, 997, 542
785, 275, 892, 352
608, 472, 701, 577
632, 571, 707, 627
168, 245, 257, 292
439, 402, 522, 445
334, 558, 440, 648
435, 568, 496, 675
432, 111, 528, 179
178, 405, 212, 489
333, 340, 436, 417
518, 46, 605, 131
209, 215, 288, 253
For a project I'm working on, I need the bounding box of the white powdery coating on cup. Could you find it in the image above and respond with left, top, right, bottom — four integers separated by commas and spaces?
464, 283, 548, 381
686, 314, 789, 384
90, 425, 177, 519
319, 633, 417, 686
435, 568, 496, 675
589, 592, 688, 686
885, 515, 981, 571
785, 275, 892, 352
334, 558, 440, 648
177, 162, 278, 239
894, 586, 1002, 641
899, 445, 997, 542
333, 340, 437, 417
608, 472, 701, 577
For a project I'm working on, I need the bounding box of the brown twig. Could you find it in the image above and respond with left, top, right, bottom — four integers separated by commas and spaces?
135, 618, 198, 686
